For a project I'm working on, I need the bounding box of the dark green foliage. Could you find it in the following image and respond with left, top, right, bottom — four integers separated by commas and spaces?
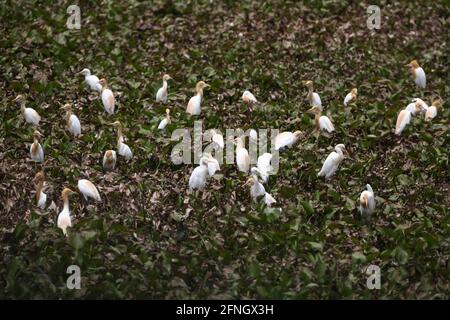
0, 0, 448, 299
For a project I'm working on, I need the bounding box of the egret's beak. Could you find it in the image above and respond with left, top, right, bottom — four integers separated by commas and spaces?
306, 107, 314, 114
404, 63, 411, 67
13, 96, 21, 102
204, 83, 211, 88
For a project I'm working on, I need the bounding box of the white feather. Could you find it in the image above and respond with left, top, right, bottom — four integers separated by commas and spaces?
236, 147, 250, 173
30, 143, 44, 162
257, 153, 273, 183
207, 157, 220, 176
77, 179, 101, 202
37, 191, 47, 209
187, 94, 201, 115
414, 67, 426, 89
425, 106, 437, 121
24, 108, 41, 126
359, 184, 375, 218
101, 88, 115, 115
118, 142, 133, 160
242, 90, 257, 103
85, 74, 102, 92
156, 87, 168, 102
189, 160, 209, 190
319, 116, 335, 132
344, 92, 353, 106
395, 109, 412, 135
250, 176, 266, 199
318, 145, 345, 179
274, 132, 297, 150
212, 133, 224, 149
68, 114, 81, 136
312, 92, 322, 108
158, 118, 169, 130
57, 206, 72, 236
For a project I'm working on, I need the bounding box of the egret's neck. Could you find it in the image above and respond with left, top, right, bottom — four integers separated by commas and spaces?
20, 104, 26, 114
307, 91, 313, 103
33, 136, 39, 144
65, 111, 71, 123
314, 112, 321, 128
197, 88, 204, 97
116, 128, 123, 144
63, 196, 70, 211
236, 139, 244, 149
36, 180, 43, 201
162, 80, 168, 90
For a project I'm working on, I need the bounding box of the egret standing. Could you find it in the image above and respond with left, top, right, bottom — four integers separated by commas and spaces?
405, 60, 426, 89
79, 68, 102, 92
14, 95, 41, 126
318, 144, 347, 179
156, 74, 172, 102
186, 81, 210, 115
99, 78, 115, 115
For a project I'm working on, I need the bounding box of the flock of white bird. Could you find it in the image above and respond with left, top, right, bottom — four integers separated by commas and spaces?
15, 59, 442, 236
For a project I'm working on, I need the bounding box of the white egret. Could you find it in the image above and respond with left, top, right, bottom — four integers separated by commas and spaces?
359, 184, 375, 219
78, 179, 101, 202
274, 131, 302, 151
14, 95, 41, 126
79, 68, 102, 92
62, 103, 81, 137
406, 60, 426, 89
186, 81, 210, 115
30, 130, 44, 162
246, 168, 266, 199
306, 105, 335, 133
245, 168, 277, 206
208, 129, 224, 149
395, 103, 424, 135
33, 171, 47, 209
235, 137, 250, 173
242, 90, 257, 104
57, 188, 76, 236
111, 121, 133, 160
103, 150, 117, 171
405, 98, 428, 115
158, 109, 171, 130
303, 80, 322, 108
189, 156, 211, 191
205, 153, 220, 176
318, 144, 347, 179
344, 88, 358, 106
425, 99, 442, 122
156, 74, 172, 102
257, 153, 273, 183
242, 90, 257, 111
99, 78, 115, 115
